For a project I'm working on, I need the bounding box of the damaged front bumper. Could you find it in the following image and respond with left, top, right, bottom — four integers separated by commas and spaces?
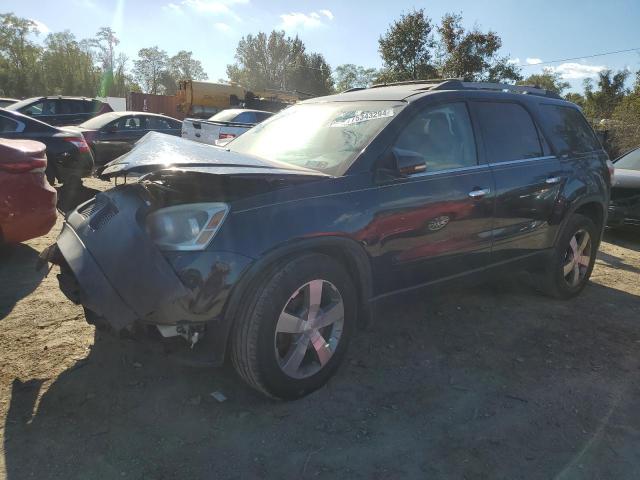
45, 186, 254, 361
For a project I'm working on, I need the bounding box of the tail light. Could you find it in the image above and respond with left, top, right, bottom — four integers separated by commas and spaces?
64, 136, 91, 153
218, 133, 236, 140
606, 159, 615, 182
0, 139, 47, 173
0, 157, 47, 173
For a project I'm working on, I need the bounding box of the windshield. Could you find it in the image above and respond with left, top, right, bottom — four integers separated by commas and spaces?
616, 147, 640, 170
227, 101, 404, 175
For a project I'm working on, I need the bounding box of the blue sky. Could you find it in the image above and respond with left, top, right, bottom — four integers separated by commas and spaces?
7, 0, 640, 92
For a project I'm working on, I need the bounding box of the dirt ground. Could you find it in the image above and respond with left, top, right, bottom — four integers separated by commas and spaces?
1, 178, 639, 479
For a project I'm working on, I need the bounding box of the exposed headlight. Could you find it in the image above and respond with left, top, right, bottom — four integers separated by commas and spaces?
146, 203, 229, 251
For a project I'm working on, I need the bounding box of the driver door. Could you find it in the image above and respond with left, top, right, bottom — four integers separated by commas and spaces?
371, 101, 495, 295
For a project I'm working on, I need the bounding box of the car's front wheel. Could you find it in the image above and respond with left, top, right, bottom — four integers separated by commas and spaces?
231, 253, 356, 400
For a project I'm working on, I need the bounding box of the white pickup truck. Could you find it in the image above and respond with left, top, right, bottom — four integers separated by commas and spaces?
181, 108, 273, 146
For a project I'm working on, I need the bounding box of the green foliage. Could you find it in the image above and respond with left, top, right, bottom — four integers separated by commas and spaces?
610, 75, 640, 155
334, 64, 379, 91
377, 10, 521, 84
226, 30, 333, 95
40, 31, 100, 96
582, 69, 630, 120
132, 46, 169, 94
518, 68, 570, 95
436, 13, 521, 82
0, 13, 42, 96
378, 9, 437, 82
564, 92, 585, 108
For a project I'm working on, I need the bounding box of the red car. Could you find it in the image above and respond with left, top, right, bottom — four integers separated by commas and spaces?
0, 139, 57, 244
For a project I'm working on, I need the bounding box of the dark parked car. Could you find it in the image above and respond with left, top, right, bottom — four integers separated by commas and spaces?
5, 96, 112, 126
43, 80, 612, 399
608, 146, 640, 228
0, 108, 94, 185
65, 111, 182, 165
0, 97, 18, 108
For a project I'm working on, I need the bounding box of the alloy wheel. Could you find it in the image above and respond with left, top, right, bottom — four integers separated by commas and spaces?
274, 279, 345, 379
562, 229, 592, 287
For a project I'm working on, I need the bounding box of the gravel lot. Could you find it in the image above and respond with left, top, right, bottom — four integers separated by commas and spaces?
1, 178, 639, 479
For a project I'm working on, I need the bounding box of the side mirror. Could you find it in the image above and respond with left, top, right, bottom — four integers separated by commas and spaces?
386, 147, 427, 177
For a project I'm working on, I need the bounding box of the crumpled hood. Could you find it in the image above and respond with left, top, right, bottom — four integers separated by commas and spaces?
100, 131, 328, 179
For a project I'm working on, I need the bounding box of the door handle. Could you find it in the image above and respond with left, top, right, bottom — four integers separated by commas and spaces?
545, 176, 562, 184
468, 188, 490, 199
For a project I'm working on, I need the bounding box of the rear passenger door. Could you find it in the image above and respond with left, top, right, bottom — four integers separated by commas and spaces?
470, 100, 563, 263
372, 101, 495, 294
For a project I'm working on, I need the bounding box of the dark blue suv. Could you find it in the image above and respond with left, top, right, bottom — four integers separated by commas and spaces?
45, 80, 612, 399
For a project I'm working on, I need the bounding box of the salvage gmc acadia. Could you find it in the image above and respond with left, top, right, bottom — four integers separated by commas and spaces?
44, 80, 613, 399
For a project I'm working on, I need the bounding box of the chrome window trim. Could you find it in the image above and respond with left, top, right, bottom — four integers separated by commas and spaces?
408, 163, 490, 179
486, 155, 556, 167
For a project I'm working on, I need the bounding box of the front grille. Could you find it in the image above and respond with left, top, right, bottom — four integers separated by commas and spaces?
89, 200, 118, 231
78, 195, 107, 219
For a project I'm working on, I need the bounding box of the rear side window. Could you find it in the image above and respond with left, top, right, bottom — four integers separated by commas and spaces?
0, 115, 20, 133
234, 111, 257, 124
539, 105, 601, 155
474, 102, 542, 163
255, 112, 272, 122
147, 116, 172, 129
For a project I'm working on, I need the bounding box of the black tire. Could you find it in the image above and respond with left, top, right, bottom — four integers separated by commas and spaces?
537, 213, 599, 299
231, 253, 356, 400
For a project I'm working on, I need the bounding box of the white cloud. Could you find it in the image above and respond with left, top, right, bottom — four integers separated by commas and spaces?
163, 0, 248, 20
214, 22, 232, 32
526, 57, 543, 65
30, 19, 50, 34
319, 9, 334, 20
279, 10, 334, 30
549, 62, 607, 80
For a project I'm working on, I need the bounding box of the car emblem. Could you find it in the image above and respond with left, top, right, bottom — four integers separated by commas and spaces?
427, 215, 450, 231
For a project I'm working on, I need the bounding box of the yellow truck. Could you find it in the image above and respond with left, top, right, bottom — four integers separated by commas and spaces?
177, 81, 312, 118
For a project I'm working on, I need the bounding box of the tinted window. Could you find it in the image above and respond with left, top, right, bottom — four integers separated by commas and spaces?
540, 104, 601, 155
393, 102, 477, 172
0, 115, 19, 133
105, 116, 143, 131
23, 101, 44, 116
474, 102, 542, 163
234, 112, 257, 124
255, 112, 272, 123
147, 116, 172, 130
58, 100, 84, 115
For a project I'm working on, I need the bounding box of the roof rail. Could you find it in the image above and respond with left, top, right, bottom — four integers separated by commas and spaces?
433, 80, 562, 99
370, 78, 457, 89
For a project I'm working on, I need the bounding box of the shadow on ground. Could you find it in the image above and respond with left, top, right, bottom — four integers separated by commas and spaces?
0, 244, 47, 320
4, 276, 640, 479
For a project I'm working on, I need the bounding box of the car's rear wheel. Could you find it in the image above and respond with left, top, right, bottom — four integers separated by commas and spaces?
231, 253, 356, 400
538, 213, 598, 299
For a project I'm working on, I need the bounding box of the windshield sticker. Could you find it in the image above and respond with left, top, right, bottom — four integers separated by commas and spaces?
330, 109, 395, 127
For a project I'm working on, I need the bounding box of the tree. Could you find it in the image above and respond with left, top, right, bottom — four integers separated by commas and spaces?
133, 46, 169, 94
582, 69, 630, 120
162, 50, 208, 94
0, 13, 43, 97
378, 9, 437, 82
564, 92, 585, 108
436, 13, 521, 82
40, 31, 100, 96
518, 68, 570, 94
226, 30, 333, 95
334, 64, 379, 91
